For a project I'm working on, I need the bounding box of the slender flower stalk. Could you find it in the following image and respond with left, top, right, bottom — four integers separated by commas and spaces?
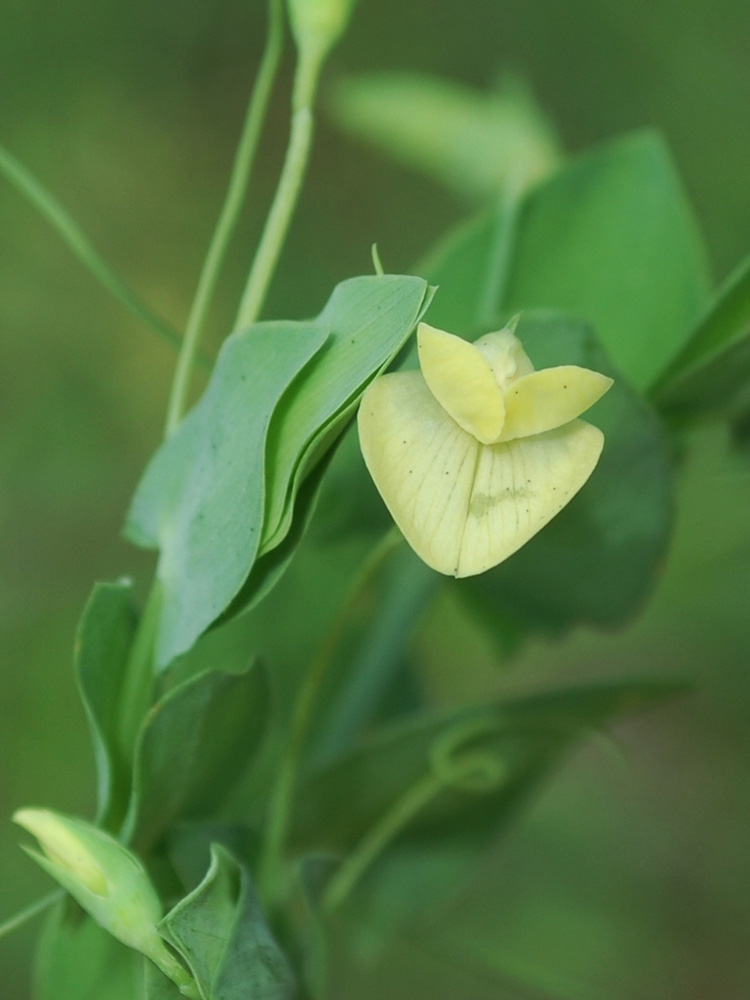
321, 771, 444, 912
233, 50, 321, 329
115, 584, 162, 771
165, 0, 285, 436
322, 724, 506, 912
234, 0, 357, 329
258, 527, 401, 904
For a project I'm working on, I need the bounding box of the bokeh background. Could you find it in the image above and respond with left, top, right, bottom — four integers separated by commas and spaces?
1, 1, 750, 997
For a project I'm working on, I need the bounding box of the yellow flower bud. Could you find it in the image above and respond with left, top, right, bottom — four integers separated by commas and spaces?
14, 809, 198, 998
287, 0, 356, 60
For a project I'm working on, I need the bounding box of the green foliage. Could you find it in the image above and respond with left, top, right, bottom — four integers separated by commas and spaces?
458, 312, 674, 637
123, 661, 269, 852
126, 321, 327, 669
127, 276, 431, 669
167, 823, 260, 896
288, 681, 681, 962
259, 276, 433, 554
311, 545, 437, 761
225, 452, 335, 622
157, 846, 296, 1000
654, 252, 750, 417
291, 679, 679, 854
291, 857, 337, 999
329, 72, 561, 199
5, 1, 739, 990
422, 130, 712, 390
75, 581, 137, 825
33, 903, 139, 1000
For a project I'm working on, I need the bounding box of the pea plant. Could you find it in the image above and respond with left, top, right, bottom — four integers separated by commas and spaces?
3, 0, 750, 997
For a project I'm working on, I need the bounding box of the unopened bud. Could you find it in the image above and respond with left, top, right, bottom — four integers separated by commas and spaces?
14, 809, 198, 998
287, 0, 356, 61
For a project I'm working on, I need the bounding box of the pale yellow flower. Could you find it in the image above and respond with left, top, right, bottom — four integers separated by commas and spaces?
358, 321, 612, 576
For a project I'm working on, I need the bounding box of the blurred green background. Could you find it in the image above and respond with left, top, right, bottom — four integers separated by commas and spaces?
1, 1, 749, 997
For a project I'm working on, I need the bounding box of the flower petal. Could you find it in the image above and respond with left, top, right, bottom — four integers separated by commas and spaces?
358, 372, 604, 577
456, 419, 604, 576
417, 323, 505, 443
497, 365, 613, 441
358, 371, 479, 574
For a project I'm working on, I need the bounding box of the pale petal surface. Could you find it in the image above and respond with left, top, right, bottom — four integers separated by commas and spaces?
358, 372, 479, 574
456, 419, 604, 576
498, 365, 613, 441
358, 370, 604, 577
417, 323, 504, 443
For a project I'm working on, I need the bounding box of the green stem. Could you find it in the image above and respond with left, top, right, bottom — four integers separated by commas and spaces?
0, 890, 63, 941
312, 550, 436, 762
116, 584, 163, 767
0, 142, 182, 352
322, 744, 505, 913
322, 771, 444, 913
259, 527, 403, 903
234, 46, 324, 329
164, 0, 285, 435
153, 947, 201, 999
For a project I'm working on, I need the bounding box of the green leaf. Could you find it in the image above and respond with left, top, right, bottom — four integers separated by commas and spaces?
33, 902, 139, 1000
292, 680, 681, 956
311, 545, 438, 763
457, 312, 674, 637
222, 441, 336, 622
217, 277, 432, 623
123, 660, 269, 852
160, 845, 296, 1000
167, 822, 259, 895
259, 275, 434, 555
333, 840, 481, 957
126, 321, 328, 668
329, 72, 560, 199
74, 581, 137, 826
127, 276, 431, 669
291, 679, 680, 854
421, 130, 712, 390
653, 253, 750, 417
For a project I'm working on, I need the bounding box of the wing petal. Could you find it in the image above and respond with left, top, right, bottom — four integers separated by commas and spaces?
497, 366, 613, 441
